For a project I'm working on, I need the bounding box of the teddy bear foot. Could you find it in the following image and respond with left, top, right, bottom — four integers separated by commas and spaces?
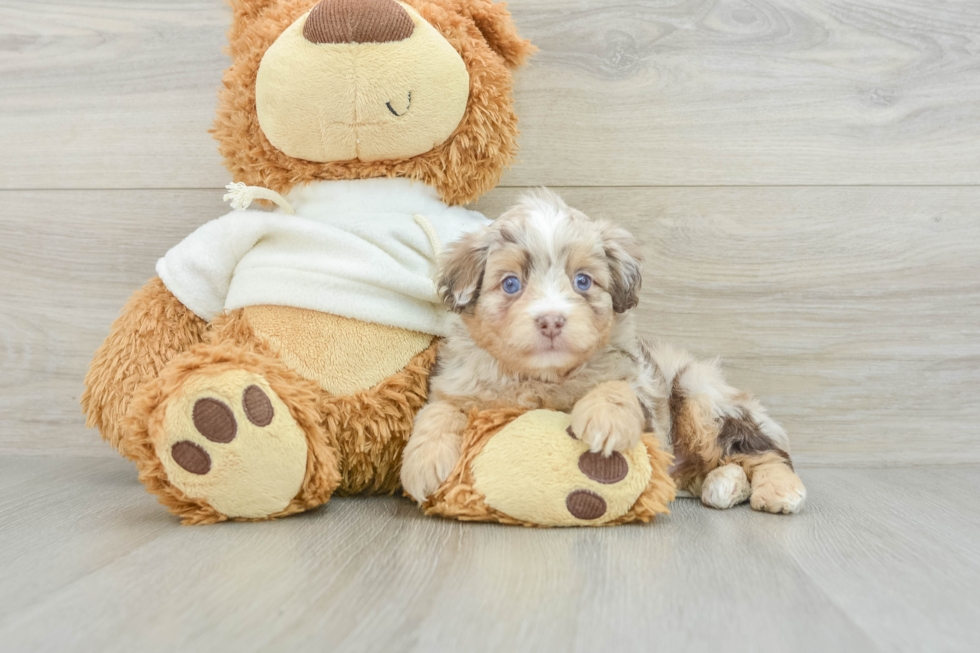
151, 370, 308, 519
154, 369, 310, 521
424, 409, 676, 527
125, 345, 341, 524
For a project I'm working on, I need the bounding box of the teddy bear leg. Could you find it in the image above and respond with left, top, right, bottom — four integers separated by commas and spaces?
424, 409, 674, 527
125, 343, 340, 524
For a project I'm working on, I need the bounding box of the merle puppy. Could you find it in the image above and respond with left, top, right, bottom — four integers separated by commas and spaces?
400, 189, 805, 514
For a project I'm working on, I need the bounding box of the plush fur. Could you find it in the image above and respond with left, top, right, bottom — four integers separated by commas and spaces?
82, 277, 209, 450
401, 190, 807, 514
214, 0, 535, 205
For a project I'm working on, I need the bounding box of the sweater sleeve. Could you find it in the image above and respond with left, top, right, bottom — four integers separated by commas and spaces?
155, 210, 275, 322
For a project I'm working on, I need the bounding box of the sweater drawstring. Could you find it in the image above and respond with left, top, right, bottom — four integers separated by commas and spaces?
414, 213, 444, 301
413, 213, 443, 257
223, 182, 295, 215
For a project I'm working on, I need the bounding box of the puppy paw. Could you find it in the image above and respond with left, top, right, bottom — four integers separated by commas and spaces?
700, 464, 751, 509
750, 471, 807, 514
400, 433, 462, 503
570, 381, 645, 457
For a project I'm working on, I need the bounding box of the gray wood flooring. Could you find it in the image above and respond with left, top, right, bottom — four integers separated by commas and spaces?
1, 457, 977, 653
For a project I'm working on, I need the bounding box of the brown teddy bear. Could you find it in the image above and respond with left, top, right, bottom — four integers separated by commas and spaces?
82, 0, 536, 524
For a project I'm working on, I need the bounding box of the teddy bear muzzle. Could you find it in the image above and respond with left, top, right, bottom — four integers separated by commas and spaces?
255, 0, 470, 164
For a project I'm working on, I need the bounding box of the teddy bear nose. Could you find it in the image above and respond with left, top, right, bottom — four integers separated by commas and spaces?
303, 0, 416, 45
535, 313, 566, 339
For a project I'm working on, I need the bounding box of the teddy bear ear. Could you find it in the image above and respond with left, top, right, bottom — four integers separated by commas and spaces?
461, 0, 536, 69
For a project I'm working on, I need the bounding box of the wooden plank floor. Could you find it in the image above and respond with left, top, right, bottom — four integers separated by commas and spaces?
0, 457, 978, 653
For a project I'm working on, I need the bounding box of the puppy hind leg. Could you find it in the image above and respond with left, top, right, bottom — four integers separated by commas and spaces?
731, 453, 806, 514
715, 394, 805, 514
666, 353, 802, 512
666, 391, 724, 499
700, 463, 751, 509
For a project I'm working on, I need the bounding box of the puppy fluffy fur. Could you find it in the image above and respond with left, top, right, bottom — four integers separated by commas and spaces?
400, 189, 807, 514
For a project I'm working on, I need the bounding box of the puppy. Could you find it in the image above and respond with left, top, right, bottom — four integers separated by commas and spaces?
400, 189, 807, 514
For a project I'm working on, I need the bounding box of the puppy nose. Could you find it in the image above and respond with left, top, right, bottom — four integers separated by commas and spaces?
535, 313, 566, 338
303, 0, 415, 45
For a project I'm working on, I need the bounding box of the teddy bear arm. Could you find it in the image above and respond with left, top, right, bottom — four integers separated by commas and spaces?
82, 276, 209, 451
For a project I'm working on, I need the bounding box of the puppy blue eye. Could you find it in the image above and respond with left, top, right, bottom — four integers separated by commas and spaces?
575, 273, 592, 291
502, 276, 522, 294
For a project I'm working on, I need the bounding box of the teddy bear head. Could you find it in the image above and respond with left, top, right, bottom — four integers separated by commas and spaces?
214, 0, 534, 205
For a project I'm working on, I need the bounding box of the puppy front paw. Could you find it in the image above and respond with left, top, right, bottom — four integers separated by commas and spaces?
400, 433, 462, 503
570, 381, 645, 457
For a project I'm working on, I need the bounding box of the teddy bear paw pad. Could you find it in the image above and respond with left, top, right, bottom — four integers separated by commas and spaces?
577, 450, 629, 484
156, 371, 308, 519
565, 489, 607, 520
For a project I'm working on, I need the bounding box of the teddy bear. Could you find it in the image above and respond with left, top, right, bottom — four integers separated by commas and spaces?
82, 0, 536, 524
83, 0, 677, 527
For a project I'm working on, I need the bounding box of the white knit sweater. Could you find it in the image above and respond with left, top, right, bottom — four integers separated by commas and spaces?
156, 178, 489, 336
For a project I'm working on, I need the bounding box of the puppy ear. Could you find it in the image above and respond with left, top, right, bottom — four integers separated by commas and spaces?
437, 228, 491, 313
599, 222, 644, 313
462, 0, 536, 69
